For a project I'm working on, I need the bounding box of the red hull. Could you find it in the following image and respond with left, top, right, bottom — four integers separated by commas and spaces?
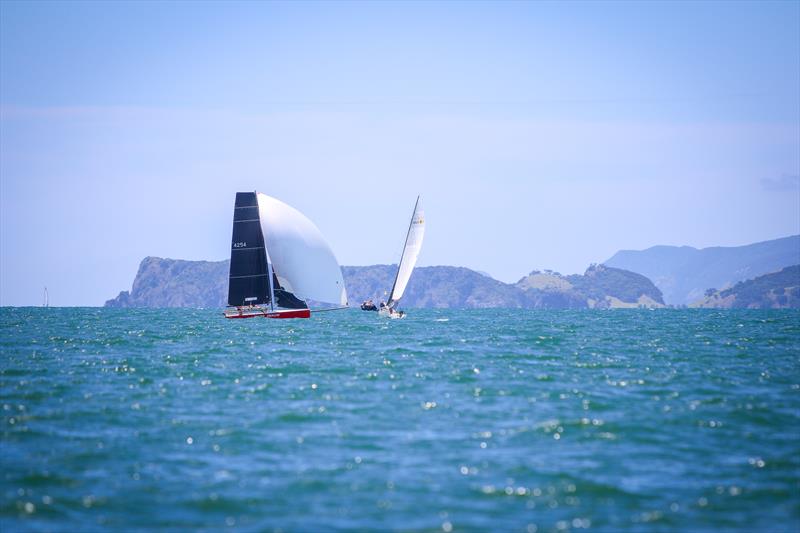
224, 308, 311, 319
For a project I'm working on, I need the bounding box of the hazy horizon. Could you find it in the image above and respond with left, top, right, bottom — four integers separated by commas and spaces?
2, 1, 799, 306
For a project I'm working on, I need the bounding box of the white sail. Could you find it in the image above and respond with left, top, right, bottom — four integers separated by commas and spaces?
388, 196, 425, 307
256, 193, 348, 307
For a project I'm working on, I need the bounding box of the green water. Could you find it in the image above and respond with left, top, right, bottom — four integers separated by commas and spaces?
1, 308, 799, 532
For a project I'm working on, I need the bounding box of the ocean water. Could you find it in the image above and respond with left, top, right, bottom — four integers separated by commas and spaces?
1, 308, 799, 532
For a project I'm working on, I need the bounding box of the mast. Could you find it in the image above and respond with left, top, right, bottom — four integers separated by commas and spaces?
387, 195, 420, 308
267, 255, 276, 312
258, 190, 277, 312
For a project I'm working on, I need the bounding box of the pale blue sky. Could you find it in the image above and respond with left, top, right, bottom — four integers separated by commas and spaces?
1, 0, 799, 306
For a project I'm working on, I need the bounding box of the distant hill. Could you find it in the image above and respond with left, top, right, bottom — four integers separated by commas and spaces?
343, 265, 528, 308
605, 235, 800, 305
516, 264, 665, 309
106, 258, 664, 309
691, 265, 800, 309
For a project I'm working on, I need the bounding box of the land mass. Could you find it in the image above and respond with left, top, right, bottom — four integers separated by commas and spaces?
691, 265, 800, 309
605, 235, 799, 305
106, 258, 665, 309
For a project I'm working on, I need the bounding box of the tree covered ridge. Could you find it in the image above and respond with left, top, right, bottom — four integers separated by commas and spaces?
693, 265, 800, 309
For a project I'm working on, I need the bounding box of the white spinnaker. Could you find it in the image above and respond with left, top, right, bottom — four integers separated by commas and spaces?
388, 197, 425, 307
256, 193, 348, 307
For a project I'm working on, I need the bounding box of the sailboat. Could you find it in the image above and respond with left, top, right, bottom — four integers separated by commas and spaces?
43, 287, 49, 308
377, 196, 425, 318
224, 192, 348, 319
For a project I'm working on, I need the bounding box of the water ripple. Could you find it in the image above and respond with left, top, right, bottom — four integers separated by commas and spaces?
1, 308, 799, 532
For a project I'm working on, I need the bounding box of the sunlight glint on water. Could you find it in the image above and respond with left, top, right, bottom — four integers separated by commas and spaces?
1, 308, 799, 531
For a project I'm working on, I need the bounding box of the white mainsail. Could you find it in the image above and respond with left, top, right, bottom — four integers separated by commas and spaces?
256, 193, 348, 307
387, 196, 425, 308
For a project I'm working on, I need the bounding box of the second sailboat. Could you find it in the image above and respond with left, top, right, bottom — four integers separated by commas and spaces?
371, 196, 425, 318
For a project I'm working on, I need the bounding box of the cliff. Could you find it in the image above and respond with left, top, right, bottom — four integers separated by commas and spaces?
106, 257, 229, 308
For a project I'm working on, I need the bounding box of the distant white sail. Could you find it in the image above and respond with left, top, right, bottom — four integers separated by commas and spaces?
256, 193, 348, 306
388, 196, 425, 307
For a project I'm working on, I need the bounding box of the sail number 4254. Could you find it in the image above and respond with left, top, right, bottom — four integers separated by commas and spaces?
233, 242, 247, 248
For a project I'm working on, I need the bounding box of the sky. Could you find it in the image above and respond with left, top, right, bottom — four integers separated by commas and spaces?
1, 0, 799, 306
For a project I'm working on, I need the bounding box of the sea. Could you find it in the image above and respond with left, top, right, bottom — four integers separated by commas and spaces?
1, 308, 798, 532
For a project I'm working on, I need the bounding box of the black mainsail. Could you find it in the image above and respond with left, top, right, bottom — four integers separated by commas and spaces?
227, 192, 271, 307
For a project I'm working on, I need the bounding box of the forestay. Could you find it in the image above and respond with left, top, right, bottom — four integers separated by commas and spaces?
256, 193, 348, 307
388, 196, 425, 308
